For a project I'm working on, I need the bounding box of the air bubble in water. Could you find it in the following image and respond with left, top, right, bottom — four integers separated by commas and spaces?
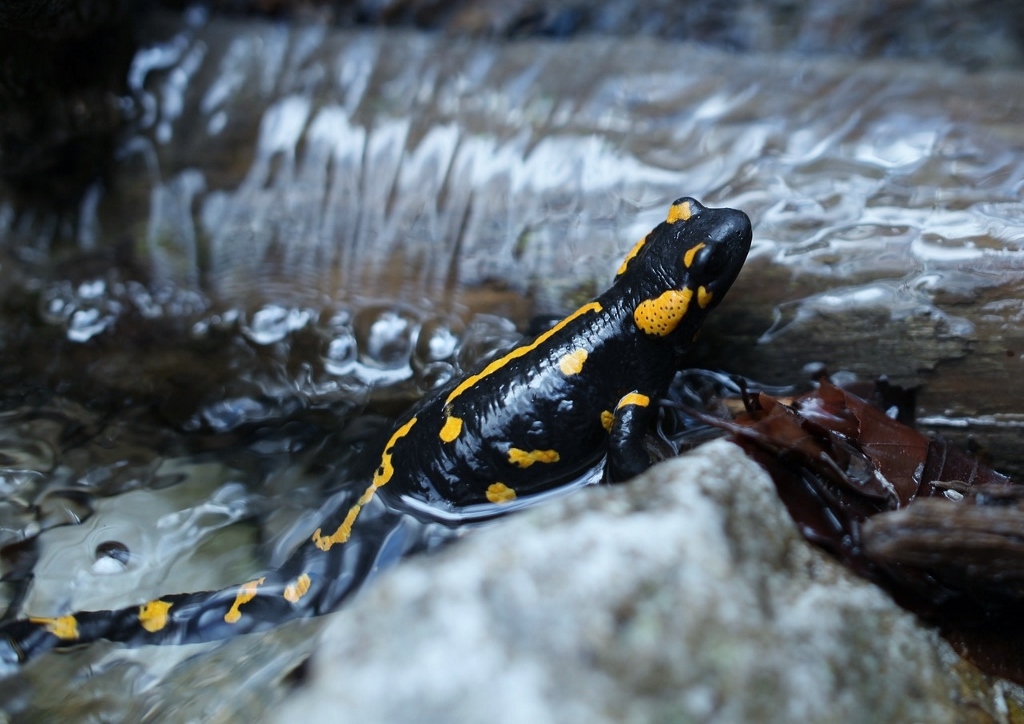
457, 314, 520, 369
77, 279, 106, 300
93, 541, 131, 574
417, 322, 459, 362
242, 305, 312, 345
362, 311, 415, 368
67, 308, 116, 343
324, 333, 357, 375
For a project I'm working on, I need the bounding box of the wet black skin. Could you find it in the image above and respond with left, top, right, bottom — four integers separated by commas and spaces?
397, 197, 753, 503
0, 198, 752, 666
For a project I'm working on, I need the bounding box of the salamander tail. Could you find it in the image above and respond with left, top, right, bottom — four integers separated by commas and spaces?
0, 494, 424, 666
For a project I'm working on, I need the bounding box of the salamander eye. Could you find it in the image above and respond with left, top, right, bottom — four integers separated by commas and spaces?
682, 242, 706, 269
687, 242, 743, 297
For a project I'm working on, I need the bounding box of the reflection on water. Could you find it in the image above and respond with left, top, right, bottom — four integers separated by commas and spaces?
14, 17, 1022, 308
1, 10, 1024, 718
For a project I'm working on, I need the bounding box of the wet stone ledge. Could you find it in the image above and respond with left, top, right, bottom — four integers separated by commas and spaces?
110, 442, 1024, 722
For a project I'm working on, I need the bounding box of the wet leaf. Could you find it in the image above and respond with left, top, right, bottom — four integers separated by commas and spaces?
699, 375, 1024, 682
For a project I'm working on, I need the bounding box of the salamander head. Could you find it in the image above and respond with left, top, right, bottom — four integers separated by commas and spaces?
618, 197, 752, 347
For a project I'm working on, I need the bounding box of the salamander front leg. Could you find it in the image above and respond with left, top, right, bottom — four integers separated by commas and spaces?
606, 390, 657, 483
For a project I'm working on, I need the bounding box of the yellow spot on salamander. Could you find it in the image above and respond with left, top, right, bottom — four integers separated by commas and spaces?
697, 285, 713, 308
667, 201, 693, 224
683, 242, 706, 268
372, 417, 418, 487
138, 600, 173, 633
313, 502, 361, 550
313, 417, 419, 551
601, 410, 614, 432
616, 236, 648, 276
508, 448, 560, 468
284, 574, 312, 604
616, 392, 651, 410
633, 288, 693, 336
225, 577, 266, 624
486, 483, 517, 504
439, 414, 462, 442
28, 615, 79, 640
444, 303, 603, 407
558, 348, 588, 376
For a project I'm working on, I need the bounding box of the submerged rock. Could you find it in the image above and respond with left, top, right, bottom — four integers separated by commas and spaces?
273, 440, 1021, 722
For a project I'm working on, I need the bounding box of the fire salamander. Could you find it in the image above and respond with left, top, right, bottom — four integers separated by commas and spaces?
0, 197, 751, 667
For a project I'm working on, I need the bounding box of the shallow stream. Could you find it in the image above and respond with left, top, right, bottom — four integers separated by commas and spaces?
1, 9, 1023, 718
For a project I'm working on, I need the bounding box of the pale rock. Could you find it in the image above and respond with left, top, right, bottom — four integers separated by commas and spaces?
274, 440, 1013, 723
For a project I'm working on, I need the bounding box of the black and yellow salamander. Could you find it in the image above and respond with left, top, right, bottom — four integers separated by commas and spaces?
0, 197, 751, 667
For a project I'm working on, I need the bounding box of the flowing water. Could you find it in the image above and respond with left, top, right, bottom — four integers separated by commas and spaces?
1, 8, 1023, 718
